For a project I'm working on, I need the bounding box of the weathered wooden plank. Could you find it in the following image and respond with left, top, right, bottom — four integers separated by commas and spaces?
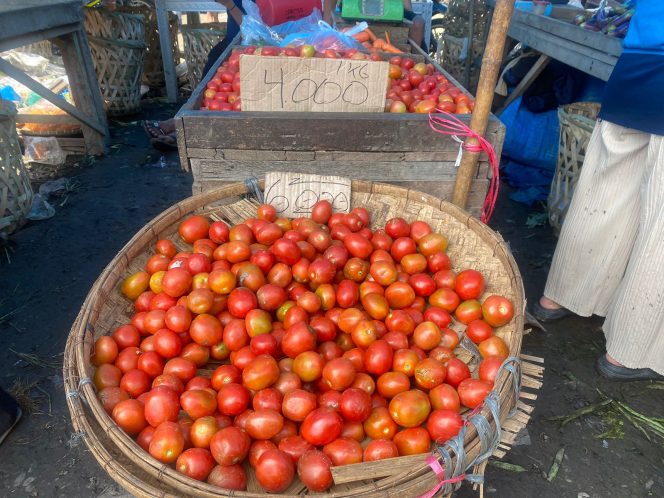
0, 0, 82, 42
317, 151, 406, 162
16, 114, 80, 125
190, 159, 476, 181
511, 10, 623, 57
182, 113, 504, 152
508, 23, 617, 81
223, 150, 286, 161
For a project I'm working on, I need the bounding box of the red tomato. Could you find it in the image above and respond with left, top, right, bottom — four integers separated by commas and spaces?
427, 409, 463, 444
98, 386, 130, 415
364, 340, 394, 376
180, 216, 211, 243
385, 218, 410, 238
429, 287, 460, 312
255, 449, 295, 493
429, 383, 461, 411
209, 221, 230, 243
339, 388, 372, 423
144, 386, 180, 427
414, 358, 447, 390
180, 389, 217, 419
161, 268, 192, 298
210, 426, 250, 466
409, 273, 436, 297
119, 369, 150, 398
322, 357, 356, 391
300, 408, 343, 446
242, 355, 280, 391
227, 287, 257, 318
271, 238, 302, 265
190, 416, 222, 449
376, 371, 410, 399
389, 389, 431, 427
152, 374, 184, 395
298, 449, 333, 492
393, 427, 431, 455
176, 448, 215, 481
466, 319, 494, 344
445, 358, 471, 388
363, 439, 399, 461
311, 200, 333, 224
163, 357, 197, 383
282, 322, 317, 359
392, 349, 419, 377
413, 321, 442, 351
478, 336, 509, 360
479, 357, 504, 383
385, 282, 416, 309
278, 435, 313, 464
92, 336, 119, 366
112, 325, 141, 349
216, 383, 250, 416
458, 378, 493, 409
245, 409, 284, 440
207, 464, 246, 490
481, 295, 514, 327
423, 306, 452, 329
455, 269, 485, 300
390, 237, 417, 262
149, 421, 185, 463
343, 233, 373, 259
323, 437, 363, 466
112, 399, 147, 435
455, 299, 483, 325
363, 406, 397, 440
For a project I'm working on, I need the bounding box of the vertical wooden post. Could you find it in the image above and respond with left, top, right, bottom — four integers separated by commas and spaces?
156, 0, 178, 103
452, 0, 515, 210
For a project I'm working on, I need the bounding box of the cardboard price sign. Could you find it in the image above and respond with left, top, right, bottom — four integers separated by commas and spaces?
264, 172, 351, 218
240, 55, 388, 113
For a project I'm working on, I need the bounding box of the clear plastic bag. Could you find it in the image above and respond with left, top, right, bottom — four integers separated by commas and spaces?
23, 136, 67, 165
240, 1, 363, 52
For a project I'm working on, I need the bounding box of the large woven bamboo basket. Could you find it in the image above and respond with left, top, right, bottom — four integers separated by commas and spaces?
436, 34, 484, 94
64, 181, 538, 497
548, 102, 600, 233
181, 23, 228, 90
85, 10, 147, 116
0, 100, 34, 237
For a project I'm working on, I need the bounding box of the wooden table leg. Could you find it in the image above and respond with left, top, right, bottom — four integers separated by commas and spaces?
156, 0, 178, 103
55, 28, 109, 155
495, 53, 550, 116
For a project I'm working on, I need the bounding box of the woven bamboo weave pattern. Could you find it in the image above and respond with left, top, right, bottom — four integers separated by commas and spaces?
182, 23, 227, 90
65, 181, 529, 497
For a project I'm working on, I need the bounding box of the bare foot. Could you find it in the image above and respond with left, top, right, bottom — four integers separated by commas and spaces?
158, 118, 176, 134
538, 296, 562, 310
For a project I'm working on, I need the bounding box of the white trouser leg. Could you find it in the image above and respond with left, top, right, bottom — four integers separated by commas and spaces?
544, 121, 650, 317
603, 131, 664, 374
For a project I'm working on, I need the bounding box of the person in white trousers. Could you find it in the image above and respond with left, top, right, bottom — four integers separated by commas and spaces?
532, 0, 664, 382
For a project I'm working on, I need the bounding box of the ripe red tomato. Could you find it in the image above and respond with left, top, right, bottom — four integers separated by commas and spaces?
455, 299, 483, 325
339, 388, 372, 423
427, 409, 463, 443
112, 325, 141, 349
278, 435, 313, 464
481, 295, 514, 327
413, 321, 442, 351
478, 336, 509, 360
255, 449, 295, 493
429, 383, 461, 411
207, 464, 246, 490
393, 427, 431, 456
457, 378, 493, 409
144, 386, 180, 427
343, 233, 373, 259
392, 349, 419, 377
455, 269, 485, 300
364, 340, 394, 376
190, 416, 221, 449
363, 439, 399, 461
216, 383, 250, 416
385, 282, 416, 309
311, 200, 333, 224
180, 389, 217, 419
323, 437, 363, 465
414, 358, 447, 390
292, 351, 324, 382
176, 448, 215, 481
92, 336, 119, 366
298, 449, 333, 492
282, 322, 317, 359
163, 357, 197, 383
429, 287, 460, 312
385, 218, 410, 238
245, 409, 285, 440
149, 421, 185, 463
153, 328, 182, 358
98, 386, 130, 415
300, 408, 343, 446
445, 358, 471, 388
152, 374, 184, 395
242, 354, 280, 391
322, 357, 356, 391
389, 389, 431, 427
210, 426, 250, 466
466, 319, 494, 344
227, 287, 257, 318
119, 369, 150, 398
376, 371, 410, 398
479, 357, 504, 384
112, 399, 146, 435
271, 238, 301, 265
363, 406, 397, 440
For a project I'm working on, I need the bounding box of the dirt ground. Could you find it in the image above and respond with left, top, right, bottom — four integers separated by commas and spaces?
0, 102, 662, 498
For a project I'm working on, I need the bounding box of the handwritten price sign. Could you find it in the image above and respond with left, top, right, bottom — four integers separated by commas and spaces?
240, 55, 388, 113
264, 172, 351, 218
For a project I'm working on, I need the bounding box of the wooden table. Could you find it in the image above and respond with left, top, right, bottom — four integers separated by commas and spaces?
0, 0, 109, 154
497, 9, 623, 114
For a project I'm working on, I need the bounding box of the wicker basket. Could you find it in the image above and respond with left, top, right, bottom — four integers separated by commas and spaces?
181, 23, 227, 90
64, 180, 538, 497
85, 10, 147, 116
0, 100, 34, 237
118, 2, 180, 88
436, 34, 484, 93
548, 102, 600, 233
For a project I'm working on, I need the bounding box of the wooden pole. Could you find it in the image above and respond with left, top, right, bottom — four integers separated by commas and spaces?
452, 0, 515, 210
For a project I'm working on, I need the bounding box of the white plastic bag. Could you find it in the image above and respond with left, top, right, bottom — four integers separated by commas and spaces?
23, 136, 67, 165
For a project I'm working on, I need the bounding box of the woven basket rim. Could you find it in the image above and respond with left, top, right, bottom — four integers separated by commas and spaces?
65, 180, 525, 497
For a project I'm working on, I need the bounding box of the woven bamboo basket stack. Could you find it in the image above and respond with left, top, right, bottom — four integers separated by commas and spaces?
64, 181, 542, 497
436, 34, 484, 93
118, 0, 180, 89
0, 100, 34, 237
548, 102, 600, 233
181, 23, 228, 90
85, 9, 148, 116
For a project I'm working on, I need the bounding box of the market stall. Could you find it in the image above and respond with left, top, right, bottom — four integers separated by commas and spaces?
0, 0, 109, 155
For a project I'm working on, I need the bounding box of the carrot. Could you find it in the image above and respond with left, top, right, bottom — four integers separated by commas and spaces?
365, 28, 378, 42
372, 38, 387, 50
383, 43, 403, 54
384, 31, 392, 46
362, 41, 373, 50
353, 31, 371, 43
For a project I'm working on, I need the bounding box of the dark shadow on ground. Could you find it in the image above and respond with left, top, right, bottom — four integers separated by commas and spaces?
0, 103, 662, 497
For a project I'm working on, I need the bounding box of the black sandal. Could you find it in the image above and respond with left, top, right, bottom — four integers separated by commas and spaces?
596, 355, 664, 382
531, 300, 574, 322
142, 120, 166, 139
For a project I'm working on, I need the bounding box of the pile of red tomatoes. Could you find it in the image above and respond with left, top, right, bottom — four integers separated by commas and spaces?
200, 45, 473, 115
93, 201, 514, 493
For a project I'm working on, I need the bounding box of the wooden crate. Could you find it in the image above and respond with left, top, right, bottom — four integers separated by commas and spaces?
174, 44, 505, 218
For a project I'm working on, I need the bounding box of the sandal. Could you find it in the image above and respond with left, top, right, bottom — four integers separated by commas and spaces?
531, 300, 574, 322
142, 120, 167, 139
151, 132, 178, 151
596, 355, 664, 382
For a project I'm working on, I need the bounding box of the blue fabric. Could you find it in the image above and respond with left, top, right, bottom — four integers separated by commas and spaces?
623, 0, 664, 55
599, 54, 664, 135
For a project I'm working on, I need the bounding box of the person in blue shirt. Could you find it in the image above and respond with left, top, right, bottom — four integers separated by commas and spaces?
532, 0, 664, 381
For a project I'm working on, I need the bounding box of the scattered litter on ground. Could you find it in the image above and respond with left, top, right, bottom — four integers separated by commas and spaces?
546, 447, 565, 482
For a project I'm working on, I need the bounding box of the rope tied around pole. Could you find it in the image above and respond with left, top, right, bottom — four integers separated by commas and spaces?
428, 110, 500, 223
